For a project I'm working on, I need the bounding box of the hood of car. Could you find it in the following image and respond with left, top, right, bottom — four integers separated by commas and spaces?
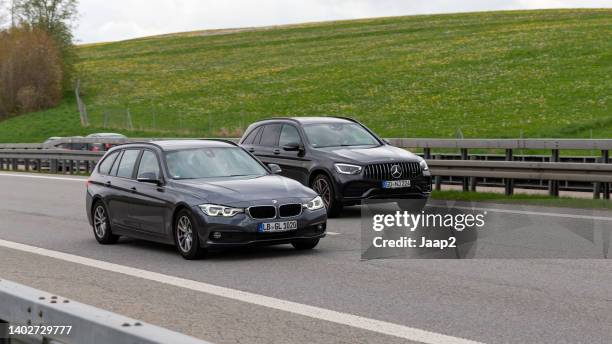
321, 145, 421, 164
171, 175, 317, 205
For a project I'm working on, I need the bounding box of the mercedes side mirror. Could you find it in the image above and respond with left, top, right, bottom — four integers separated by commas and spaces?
268, 164, 282, 174
282, 142, 302, 151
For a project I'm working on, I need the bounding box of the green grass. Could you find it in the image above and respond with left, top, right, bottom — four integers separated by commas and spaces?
432, 190, 612, 210
0, 9, 610, 143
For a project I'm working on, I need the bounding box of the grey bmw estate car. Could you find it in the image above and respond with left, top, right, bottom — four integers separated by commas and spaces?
86, 140, 327, 259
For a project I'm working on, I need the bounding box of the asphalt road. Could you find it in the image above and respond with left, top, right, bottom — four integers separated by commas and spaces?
0, 172, 611, 344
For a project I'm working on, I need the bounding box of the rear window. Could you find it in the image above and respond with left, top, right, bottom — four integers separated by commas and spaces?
98, 151, 119, 175
115, 150, 141, 179
242, 126, 262, 145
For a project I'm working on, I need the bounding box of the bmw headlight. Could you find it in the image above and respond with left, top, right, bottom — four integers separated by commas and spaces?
199, 204, 244, 217
303, 196, 325, 211
334, 163, 362, 175
419, 160, 429, 171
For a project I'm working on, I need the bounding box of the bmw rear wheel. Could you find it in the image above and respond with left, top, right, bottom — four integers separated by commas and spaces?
92, 201, 120, 244
174, 209, 205, 260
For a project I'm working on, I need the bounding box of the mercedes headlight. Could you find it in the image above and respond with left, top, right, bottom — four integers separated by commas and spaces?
334, 163, 362, 175
199, 204, 244, 217
303, 196, 325, 211
419, 160, 429, 171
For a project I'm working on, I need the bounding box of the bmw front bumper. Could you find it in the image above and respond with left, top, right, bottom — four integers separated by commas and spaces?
190, 205, 327, 248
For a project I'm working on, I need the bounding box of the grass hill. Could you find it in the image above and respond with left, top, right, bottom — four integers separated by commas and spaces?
0, 9, 610, 143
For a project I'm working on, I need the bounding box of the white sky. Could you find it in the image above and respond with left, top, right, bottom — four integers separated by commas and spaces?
71, 0, 612, 43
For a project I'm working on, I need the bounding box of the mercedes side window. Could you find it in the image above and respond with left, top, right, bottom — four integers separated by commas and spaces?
98, 151, 120, 175
137, 150, 161, 180
243, 126, 263, 145
279, 125, 302, 147
115, 149, 141, 179
259, 124, 282, 147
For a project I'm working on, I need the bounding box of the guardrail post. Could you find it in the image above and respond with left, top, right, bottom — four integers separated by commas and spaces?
603, 150, 610, 200
469, 155, 477, 191
36, 159, 41, 172
70, 160, 75, 175
505, 149, 514, 196
50, 159, 58, 174
434, 154, 441, 191
11, 158, 17, 171
549, 149, 560, 197
461, 148, 469, 192
424, 148, 431, 160
24, 158, 30, 172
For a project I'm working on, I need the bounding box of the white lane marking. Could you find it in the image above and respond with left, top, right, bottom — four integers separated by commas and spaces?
0, 173, 86, 182
448, 205, 612, 222
326, 231, 341, 236
0, 239, 481, 344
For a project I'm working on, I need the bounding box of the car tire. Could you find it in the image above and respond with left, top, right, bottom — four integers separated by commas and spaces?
311, 174, 342, 218
92, 201, 120, 244
292, 238, 320, 250
174, 209, 206, 260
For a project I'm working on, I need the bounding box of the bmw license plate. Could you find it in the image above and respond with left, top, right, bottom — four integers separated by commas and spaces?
258, 220, 298, 233
382, 180, 411, 189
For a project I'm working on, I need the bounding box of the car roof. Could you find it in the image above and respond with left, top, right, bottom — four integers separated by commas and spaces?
122, 139, 238, 151
254, 116, 356, 125
87, 133, 127, 137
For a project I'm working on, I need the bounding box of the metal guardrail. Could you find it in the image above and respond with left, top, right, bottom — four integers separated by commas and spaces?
0, 279, 209, 344
0, 137, 610, 198
386, 138, 612, 150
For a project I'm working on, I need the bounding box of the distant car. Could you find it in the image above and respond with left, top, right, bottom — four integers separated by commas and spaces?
86, 133, 128, 151
239, 117, 432, 217
86, 140, 327, 259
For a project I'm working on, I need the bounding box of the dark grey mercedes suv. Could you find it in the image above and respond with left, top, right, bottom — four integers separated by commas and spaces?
239, 117, 432, 217
86, 140, 327, 259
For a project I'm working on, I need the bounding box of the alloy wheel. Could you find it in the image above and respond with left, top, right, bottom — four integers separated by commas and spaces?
312, 177, 331, 208
93, 205, 107, 238
177, 215, 193, 253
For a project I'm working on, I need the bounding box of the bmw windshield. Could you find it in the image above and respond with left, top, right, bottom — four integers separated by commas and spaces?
166, 147, 268, 179
303, 123, 380, 148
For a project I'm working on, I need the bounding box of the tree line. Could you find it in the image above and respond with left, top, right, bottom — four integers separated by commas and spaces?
0, 0, 78, 118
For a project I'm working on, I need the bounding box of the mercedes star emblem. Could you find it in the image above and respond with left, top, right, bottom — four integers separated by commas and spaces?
390, 165, 402, 179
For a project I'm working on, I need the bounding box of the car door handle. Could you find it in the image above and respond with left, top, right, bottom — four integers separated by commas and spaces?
248, 148, 255, 152
273, 148, 280, 154
130, 187, 137, 193
105, 181, 112, 187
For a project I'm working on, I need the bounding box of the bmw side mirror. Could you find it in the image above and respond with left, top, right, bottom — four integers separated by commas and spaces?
137, 172, 162, 185
268, 164, 282, 174
282, 142, 302, 151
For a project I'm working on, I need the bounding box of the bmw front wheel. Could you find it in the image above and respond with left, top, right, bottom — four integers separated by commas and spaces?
174, 209, 205, 260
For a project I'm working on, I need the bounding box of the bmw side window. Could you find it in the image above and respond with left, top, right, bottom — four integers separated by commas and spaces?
137, 151, 161, 180
97, 151, 119, 175
279, 125, 302, 147
259, 124, 282, 147
110, 150, 124, 176
115, 149, 141, 179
